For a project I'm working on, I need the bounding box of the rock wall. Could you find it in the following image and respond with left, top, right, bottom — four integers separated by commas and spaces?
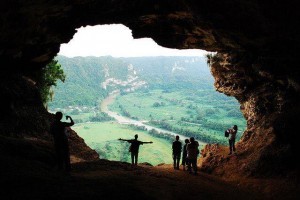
0, 72, 99, 163
1, 0, 299, 176
201, 53, 300, 177
0, 74, 49, 137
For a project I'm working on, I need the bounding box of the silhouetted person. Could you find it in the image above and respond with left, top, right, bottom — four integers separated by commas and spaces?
50, 112, 74, 172
187, 137, 199, 175
119, 134, 153, 166
181, 139, 190, 171
172, 135, 182, 170
228, 125, 238, 155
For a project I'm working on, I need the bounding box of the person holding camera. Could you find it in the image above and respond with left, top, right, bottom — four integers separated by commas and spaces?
50, 111, 74, 172
228, 125, 238, 155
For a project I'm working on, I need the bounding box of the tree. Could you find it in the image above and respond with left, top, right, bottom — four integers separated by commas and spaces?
153, 102, 160, 107
38, 59, 65, 108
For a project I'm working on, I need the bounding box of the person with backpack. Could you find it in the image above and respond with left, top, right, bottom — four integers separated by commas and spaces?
119, 134, 153, 166
228, 125, 238, 155
181, 139, 190, 171
187, 137, 199, 175
172, 135, 182, 170
50, 112, 74, 172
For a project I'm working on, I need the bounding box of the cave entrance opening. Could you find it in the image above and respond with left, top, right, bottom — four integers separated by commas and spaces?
49, 24, 246, 165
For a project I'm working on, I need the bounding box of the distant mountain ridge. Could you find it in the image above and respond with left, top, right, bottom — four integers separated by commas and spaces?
122, 56, 212, 90
49, 55, 211, 108
123, 56, 211, 78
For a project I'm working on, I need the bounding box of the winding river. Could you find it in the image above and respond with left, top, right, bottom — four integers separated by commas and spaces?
101, 90, 206, 147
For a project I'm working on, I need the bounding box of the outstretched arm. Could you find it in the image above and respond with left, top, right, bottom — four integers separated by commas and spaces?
142, 141, 153, 144
119, 138, 130, 142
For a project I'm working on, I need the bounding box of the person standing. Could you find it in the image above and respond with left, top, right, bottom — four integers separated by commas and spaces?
181, 139, 190, 171
172, 135, 182, 170
187, 137, 199, 175
50, 112, 74, 172
119, 134, 153, 166
228, 125, 238, 155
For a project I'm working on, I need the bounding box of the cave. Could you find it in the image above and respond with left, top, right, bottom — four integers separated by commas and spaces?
1, 0, 299, 199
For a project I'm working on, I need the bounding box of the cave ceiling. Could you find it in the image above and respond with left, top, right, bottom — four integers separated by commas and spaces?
0, 0, 299, 72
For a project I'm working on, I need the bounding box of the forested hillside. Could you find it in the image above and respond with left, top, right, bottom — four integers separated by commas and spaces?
49, 56, 131, 108
49, 56, 212, 109
123, 56, 212, 90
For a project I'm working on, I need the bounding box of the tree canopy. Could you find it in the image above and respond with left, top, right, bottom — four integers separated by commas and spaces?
39, 59, 65, 107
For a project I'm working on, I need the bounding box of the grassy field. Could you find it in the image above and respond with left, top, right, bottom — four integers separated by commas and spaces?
109, 90, 190, 120
73, 122, 174, 165
109, 89, 246, 144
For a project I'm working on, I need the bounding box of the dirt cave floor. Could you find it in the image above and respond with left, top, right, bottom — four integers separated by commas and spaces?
1, 157, 299, 200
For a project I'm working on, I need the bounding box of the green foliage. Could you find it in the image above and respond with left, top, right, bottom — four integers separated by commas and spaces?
227, 109, 243, 118
153, 102, 166, 107
39, 59, 65, 106
89, 112, 113, 122
126, 56, 213, 91
48, 56, 136, 108
110, 89, 246, 145
205, 53, 222, 67
50, 56, 212, 109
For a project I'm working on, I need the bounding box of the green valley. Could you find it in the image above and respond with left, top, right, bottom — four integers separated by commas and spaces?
109, 89, 245, 145
73, 122, 173, 165
49, 55, 246, 165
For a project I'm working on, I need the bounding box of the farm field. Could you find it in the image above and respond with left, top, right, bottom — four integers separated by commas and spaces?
109, 89, 246, 144
73, 122, 174, 165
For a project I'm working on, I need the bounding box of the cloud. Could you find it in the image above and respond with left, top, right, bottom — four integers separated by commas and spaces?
59, 24, 207, 57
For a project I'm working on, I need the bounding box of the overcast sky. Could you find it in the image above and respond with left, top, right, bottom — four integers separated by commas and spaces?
58, 24, 207, 57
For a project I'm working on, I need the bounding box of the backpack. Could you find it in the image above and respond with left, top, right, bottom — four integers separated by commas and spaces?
224, 129, 230, 137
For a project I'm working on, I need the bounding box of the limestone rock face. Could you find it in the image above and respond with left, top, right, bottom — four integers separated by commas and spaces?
1, 0, 299, 176
203, 53, 300, 176
68, 129, 99, 162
